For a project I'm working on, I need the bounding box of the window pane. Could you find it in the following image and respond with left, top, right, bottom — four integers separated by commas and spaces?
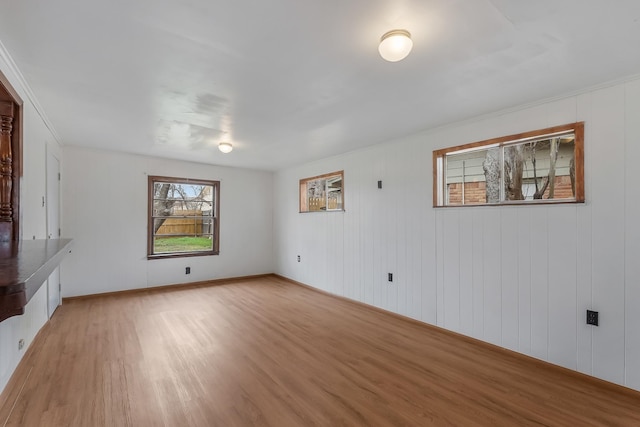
153, 182, 214, 243
149, 176, 220, 257
433, 123, 583, 207
326, 175, 343, 211
517, 135, 576, 201
154, 183, 213, 212
445, 148, 491, 205
306, 178, 325, 211
154, 217, 214, 237
299, 171, 344, 213
153, 236, 213, 253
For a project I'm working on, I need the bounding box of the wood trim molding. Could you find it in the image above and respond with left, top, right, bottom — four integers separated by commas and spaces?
432, 123, 582, 158
574, 122, 585, 203
273, 273, 640, 399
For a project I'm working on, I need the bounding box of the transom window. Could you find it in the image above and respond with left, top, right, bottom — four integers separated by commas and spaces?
433, 123, 584, 207
148, 176, 220, 258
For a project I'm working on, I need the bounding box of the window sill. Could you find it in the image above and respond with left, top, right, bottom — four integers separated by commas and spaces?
147, 250, 219, 260
434, 199, 585, 208
299, 209, 345, 213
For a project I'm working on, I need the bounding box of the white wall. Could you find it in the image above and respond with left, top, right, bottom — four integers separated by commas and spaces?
61, 146, 274, 297
0, 48, 60, 393
274, 76, 640, 391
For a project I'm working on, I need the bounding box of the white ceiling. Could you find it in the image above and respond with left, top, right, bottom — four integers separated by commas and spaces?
1, 1, 639, 171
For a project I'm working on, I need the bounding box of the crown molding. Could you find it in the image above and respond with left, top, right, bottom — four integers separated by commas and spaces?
0, 39, 61, 144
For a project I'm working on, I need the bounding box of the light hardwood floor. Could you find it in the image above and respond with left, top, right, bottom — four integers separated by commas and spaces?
1, 275, 639, 426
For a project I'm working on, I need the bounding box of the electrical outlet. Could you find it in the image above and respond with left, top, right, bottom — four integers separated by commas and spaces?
388, 273, 393, 282
18, 339, 24, 350
185, 267, 191, 275
297, 255, 301, 262
586, 310, 599, 326
378, 180, 382, 189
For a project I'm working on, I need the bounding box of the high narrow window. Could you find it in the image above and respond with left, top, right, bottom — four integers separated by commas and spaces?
148, 176, 219, 258
299, 171, 344, 212
433, 123, 584, 207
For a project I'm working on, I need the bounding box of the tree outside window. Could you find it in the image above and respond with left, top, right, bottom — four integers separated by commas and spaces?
148, 176, 220, 258
433, 123, 584, 207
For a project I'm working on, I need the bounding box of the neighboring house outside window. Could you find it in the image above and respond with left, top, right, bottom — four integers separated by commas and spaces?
433, 123, 584, 207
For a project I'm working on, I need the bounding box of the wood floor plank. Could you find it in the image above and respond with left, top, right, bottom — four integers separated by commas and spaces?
1, 275, 640, 426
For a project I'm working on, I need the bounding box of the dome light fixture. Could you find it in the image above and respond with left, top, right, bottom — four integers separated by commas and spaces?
378, 29, 413, 62
218, 142, 233, 153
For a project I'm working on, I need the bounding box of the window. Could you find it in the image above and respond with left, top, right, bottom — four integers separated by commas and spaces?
433, 122, 584, 207
299, 171, 344, 212
148, 176, 219, 258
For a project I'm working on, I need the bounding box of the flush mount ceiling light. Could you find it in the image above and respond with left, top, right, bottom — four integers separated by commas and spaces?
218, 142, 233, 153
378, 29, 413, 62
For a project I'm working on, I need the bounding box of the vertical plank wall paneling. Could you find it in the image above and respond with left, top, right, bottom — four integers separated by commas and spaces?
471, 209, 485, 339
372, 151, 385, 310
482, 209, 502, 347
500, 208, 519, 352
342, 158, 358, 302
547, 205, 578, 370
575, 197, 594, 376
516, 208, 532, 355
273, 76, 640, 390
589, 85, 626, 385
575, 91, 594, 376
395, 150, 410, 318
326, 212, 344, 296
442, 210, 460, 331
384, 149, 399, 314
420, 150, 438, 325
358, 154, 373, 304
361, 151, 376, 307
435, 210, 445, 326
527, 207, 549, 361
624, 79, 640, 390
400, 152, 416, 319
458, 209, 474, 337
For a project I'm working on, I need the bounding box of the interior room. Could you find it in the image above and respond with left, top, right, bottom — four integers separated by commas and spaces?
1, 1, 640, 425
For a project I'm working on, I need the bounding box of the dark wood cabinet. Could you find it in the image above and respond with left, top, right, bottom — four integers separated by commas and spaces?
0, 239, 72, 322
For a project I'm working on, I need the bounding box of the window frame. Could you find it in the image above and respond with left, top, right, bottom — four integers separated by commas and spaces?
432, 122, 585, 207
147, 175, 220, 259
299, 170, 345, 213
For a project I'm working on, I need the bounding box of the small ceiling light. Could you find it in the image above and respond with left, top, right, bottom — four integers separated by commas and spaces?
378, 29, 413, 62
218, 142, 233, 153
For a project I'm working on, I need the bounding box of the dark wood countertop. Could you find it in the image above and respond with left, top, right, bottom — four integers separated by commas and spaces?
0, 239, 73, 322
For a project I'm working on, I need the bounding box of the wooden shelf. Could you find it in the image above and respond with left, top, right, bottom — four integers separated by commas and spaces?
0, 239, 73, 322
